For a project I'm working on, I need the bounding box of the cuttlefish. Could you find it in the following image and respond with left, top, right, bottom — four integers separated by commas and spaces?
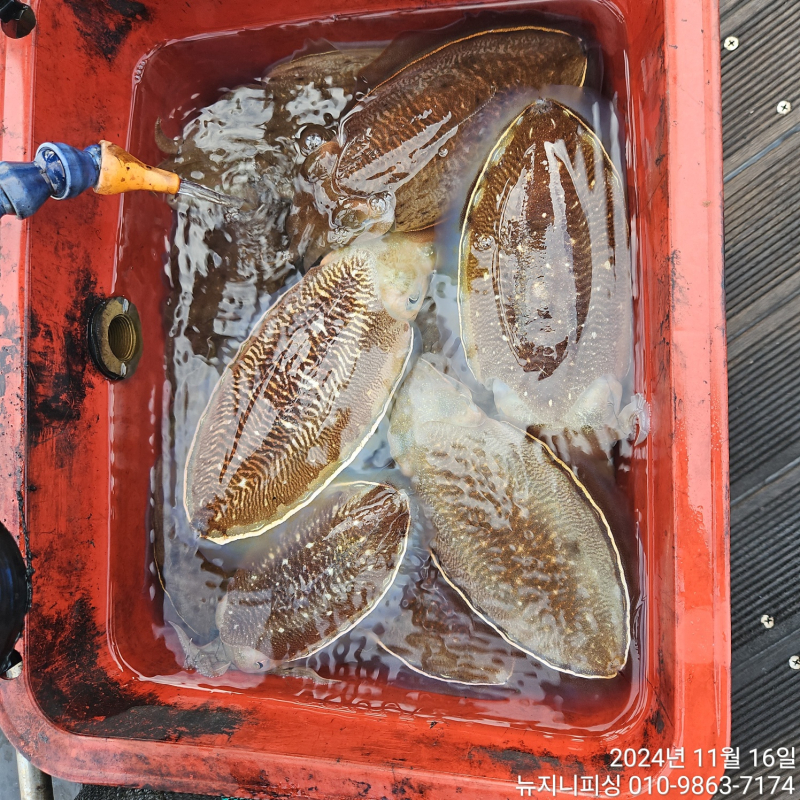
156, 47, 383, 303
378, 553, 517, 686
158, 47, 383, 197
175, 482, 410, 677
388, 357, 630, 678
290, 27, 588, 266
185, 232, 435, 542
458, 99, 635, 441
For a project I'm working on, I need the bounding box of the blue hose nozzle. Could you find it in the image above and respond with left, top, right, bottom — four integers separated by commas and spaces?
0, 143, 101, 219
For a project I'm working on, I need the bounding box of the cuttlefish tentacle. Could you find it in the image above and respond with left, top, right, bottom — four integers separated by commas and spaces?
459, 99, 634, 440
388, 356, 630, 679
289, 27, 588, 265
185, 233, 435, 542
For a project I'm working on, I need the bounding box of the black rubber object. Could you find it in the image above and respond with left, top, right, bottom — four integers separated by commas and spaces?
0, 0, 35, 38
0, 520, 29, 675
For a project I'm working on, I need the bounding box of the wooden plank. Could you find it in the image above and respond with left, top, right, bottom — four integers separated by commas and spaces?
724, 134, 800, 328
720, 0, 800, 173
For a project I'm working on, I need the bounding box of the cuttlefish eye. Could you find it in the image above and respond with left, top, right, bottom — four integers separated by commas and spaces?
368, 192, 391, 218
334, 193, 395, 234
301, 140, 339, 181
298, 123, 333, 157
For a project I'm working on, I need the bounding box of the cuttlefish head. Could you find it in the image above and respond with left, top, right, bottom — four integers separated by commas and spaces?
290, 141, 400, 268
389, 356, 484, 475
370, 232, 436, 321
321, 231, 436, 322
401, 357, 483, 427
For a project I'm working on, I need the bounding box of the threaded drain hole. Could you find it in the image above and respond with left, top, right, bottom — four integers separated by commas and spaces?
88, 296, 143, 380
108, 314, 138, 362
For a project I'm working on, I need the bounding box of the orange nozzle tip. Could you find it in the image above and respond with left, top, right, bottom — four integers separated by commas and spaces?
94, 140, 181, 196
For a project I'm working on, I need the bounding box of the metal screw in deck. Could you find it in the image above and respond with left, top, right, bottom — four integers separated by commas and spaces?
790, 656, 800, 671
761, 614, 775, 629
723, 36, 739, 51
777, 100, 792, 115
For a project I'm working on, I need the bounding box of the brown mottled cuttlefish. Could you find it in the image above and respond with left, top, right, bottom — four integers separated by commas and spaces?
458, 99, 634, 440
388, 357, 630, 678
290, 27, 588, 265
175, 482, 410, 677
185, 232, 435, 542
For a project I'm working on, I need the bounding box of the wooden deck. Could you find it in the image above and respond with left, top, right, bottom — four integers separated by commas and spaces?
721, 0, 800, 785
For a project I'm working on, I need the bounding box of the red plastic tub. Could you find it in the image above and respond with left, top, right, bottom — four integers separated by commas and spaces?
0, 0, 728, 797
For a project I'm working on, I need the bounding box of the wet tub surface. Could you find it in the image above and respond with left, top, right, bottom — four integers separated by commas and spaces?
0, 0, 728, 798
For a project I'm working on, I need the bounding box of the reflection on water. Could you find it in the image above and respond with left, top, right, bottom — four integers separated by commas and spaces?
150, 21, 647, 732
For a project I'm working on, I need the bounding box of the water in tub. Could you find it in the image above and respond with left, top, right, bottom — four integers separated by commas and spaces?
150, 18, 648, 731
